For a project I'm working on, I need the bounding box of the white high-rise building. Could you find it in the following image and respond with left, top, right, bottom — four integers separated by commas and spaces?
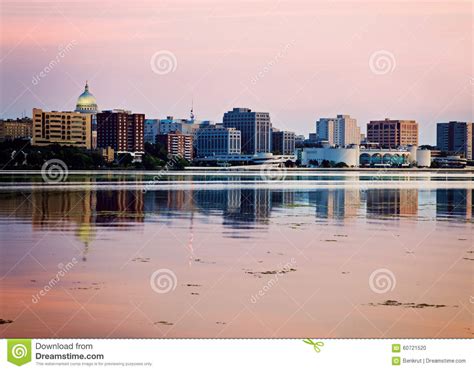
316, 114, 360, 147
195, 124, 241, 157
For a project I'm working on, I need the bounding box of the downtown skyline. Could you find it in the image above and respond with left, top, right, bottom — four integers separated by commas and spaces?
1, 81, 468, 149
1, 0, 472, 146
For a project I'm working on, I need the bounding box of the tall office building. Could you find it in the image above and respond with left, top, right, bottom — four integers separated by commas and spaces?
436, 121, 473, 160
195, 124, 241, 157
32, 108, 92, 149
156, 131, 193, 161
367, 119, 418, 148
222, 108, 271, 155
271, 129, 296, 155
97, 110, 144, 154
315, 114, 360, 147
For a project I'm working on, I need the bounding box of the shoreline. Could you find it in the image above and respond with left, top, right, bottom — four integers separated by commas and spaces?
1, 167, 474, 175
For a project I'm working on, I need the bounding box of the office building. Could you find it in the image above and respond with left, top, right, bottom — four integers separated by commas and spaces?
32, 108, 91, 149
436, 121, 473, 160
316, 114, 361, 147
295, 134, 306, 145
0, 118, 32, 141
367, 119, 418, 148
307, 133, 318, 144
159, 116, 197, 135
222, 108, 271, 154
195, 124, 241, 157
156, 131, 193, 161
271, 129, 295, 155
144, 119, 160, 143
97, 110, 144, 154
157, 116, 213, 136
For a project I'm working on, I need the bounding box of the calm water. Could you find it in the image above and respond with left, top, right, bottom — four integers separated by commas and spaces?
0, 171, 473, 338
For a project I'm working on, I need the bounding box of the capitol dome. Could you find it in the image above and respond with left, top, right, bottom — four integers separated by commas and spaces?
75, 81, 98, 113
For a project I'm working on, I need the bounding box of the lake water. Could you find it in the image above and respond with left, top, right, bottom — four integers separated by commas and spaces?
0, 171, 473, 338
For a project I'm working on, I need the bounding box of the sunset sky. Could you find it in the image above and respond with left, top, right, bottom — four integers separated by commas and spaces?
0, 0, 472, 144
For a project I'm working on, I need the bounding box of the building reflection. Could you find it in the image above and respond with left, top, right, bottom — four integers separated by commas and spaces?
366, 189, 418, 217
0, 186, 145, 255
191, 189, 272, 226
436, 189, 473, 220
95, 189, 145, 224
4, 185, 474, 246
309, 189, 361, 219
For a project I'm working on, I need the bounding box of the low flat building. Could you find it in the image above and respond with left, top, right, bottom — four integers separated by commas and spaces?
301, 146, 360, 167
99, 146, 115, 163
193, 152, 295, 165
0, 118, 32, 141
156, 131, 193, 161
195, 124, 241, 157
432, 156, 468, 168
301, 146, 429, 167
32, 108, 92, 149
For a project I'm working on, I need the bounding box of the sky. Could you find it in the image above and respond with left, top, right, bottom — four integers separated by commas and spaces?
0, 0, 472, 144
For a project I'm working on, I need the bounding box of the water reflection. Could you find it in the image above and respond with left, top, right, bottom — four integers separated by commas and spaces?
436, 189, 473, 220
1, 186, 473, 248
309, 189, 361, 219
366, 189, 419, 217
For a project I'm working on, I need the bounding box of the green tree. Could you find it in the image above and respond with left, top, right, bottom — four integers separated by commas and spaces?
321, 160, 331, 168
117, 153, 133, 167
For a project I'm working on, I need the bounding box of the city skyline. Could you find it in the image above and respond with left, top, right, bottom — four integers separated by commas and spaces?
2, 80, 469, 149
1, 0, 472, 146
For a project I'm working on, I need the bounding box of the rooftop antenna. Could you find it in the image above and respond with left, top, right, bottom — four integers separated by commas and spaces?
190, 98, 195, 121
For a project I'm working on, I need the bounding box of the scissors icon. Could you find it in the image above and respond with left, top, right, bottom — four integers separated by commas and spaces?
303, 339, 324, 352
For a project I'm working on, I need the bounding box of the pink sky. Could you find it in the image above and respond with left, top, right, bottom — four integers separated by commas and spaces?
0, 0, 472, 144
